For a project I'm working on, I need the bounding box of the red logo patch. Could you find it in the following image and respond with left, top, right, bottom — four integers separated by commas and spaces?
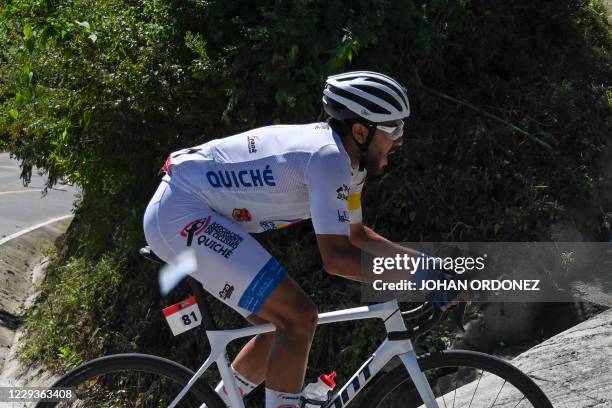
161, 154, 173, 175
232, 208, 252, 222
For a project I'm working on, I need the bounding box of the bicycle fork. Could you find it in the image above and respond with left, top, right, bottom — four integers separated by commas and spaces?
399, 351, 439, 408
325, 308, 439, 408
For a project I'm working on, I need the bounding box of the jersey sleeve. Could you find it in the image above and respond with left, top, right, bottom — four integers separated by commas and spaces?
305, 145, 353, 235
348, 170, 366, 224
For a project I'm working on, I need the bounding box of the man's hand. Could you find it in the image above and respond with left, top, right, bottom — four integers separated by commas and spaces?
440, 292, 472, 312
413, 268, 470, 311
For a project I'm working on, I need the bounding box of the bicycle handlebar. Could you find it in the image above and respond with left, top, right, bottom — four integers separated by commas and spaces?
388, 301, 468, 341
387, 303, 445, 341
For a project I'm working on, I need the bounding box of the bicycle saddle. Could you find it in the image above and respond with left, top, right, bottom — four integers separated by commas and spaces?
139, 246, 165, 264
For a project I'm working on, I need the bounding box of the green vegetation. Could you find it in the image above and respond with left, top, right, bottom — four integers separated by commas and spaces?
1, 0, 611, 403
19, 252, 125, 369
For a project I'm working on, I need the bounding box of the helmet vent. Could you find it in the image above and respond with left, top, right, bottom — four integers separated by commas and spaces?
329, 85, 390, 115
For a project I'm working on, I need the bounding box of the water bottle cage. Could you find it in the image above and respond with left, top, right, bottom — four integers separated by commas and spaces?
298, 393, 331, 407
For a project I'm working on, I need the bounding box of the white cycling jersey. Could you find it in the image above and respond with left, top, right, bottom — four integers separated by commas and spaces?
144, 122, 367, 317
161, 122, 366, 235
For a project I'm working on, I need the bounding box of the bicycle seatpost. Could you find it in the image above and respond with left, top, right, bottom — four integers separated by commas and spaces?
186, 276, 218, 331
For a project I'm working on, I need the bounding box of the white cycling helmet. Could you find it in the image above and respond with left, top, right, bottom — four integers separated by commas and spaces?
322, 71, 410, 123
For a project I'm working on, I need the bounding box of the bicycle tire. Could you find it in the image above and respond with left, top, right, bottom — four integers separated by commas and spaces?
35, 353, 226, 408
359, 350, 553, 408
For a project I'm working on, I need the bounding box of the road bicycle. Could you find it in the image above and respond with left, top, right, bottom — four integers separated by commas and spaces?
35, 247, 553, 408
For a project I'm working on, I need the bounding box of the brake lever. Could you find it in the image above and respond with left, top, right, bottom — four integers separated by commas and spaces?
453, 302, 468, 332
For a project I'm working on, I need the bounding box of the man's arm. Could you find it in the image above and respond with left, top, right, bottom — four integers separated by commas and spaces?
316, 234, 364, 281
350, 223, 396, 247
350, 222, 421, 258
317, 228, 462, 310
303, 147, 453, 306
316, 225, 419, 283
346, 223, 465, 310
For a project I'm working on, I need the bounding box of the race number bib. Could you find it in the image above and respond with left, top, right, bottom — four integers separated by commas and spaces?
162, 296, 202, 336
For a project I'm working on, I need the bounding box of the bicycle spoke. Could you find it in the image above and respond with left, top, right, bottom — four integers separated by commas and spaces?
369, 353, 550, 408
512, 396, 527, 408
52, 371, 204, 407
452, 373, 457, 408
467, 369, 484, 408
488, 379, 507, 408
441, 391, 449, 408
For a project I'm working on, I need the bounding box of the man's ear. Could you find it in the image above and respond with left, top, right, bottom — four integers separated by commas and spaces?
351, 123, 369, 144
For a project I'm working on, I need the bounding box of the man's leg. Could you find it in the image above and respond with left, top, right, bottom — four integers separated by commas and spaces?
211, 276, 317, 407
211, 316, 274, 403
231, 315, 275, 383
255, 275, 318, 407
145, 188, 310, 406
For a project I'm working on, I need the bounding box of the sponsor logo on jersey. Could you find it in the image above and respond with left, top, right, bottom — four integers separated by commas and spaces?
161, 154, 173, 175
259, 219, 303, 231
180, 216, 212, 246
314, 123, 330, 130
247, 135, 259, 153
336, 184, 349, 201
182, 218, 244, 258
260, 221, 277, 231
219, 282, 235, 300
337, 210, 350, 223
232, 208, 252, 222
206, 165, 276, 188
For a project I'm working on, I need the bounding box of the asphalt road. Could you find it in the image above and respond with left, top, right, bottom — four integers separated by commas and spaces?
0, 152, 77, 239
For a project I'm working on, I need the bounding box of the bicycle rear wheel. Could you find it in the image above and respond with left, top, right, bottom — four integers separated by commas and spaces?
360, 350, 552, 408
35, 353, 226, 408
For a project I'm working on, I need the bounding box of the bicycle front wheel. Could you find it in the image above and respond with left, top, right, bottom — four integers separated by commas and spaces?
361, 350, 553, 408
35, 353, 226, 408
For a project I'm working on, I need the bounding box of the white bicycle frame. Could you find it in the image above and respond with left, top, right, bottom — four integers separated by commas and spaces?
167, 298, 440, 408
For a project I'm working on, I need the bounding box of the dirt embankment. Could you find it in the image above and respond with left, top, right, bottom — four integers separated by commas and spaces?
0, 217, 72, 387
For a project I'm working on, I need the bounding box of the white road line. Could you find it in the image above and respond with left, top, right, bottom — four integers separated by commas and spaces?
0, 215, 73, 247
0, 165, 17, 170
0, 189, 43, 196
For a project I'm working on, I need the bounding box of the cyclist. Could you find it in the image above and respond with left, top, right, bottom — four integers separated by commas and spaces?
143, 71, 458, 408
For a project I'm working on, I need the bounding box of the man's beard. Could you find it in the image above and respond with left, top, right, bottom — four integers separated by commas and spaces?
366, 158, 388, 176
